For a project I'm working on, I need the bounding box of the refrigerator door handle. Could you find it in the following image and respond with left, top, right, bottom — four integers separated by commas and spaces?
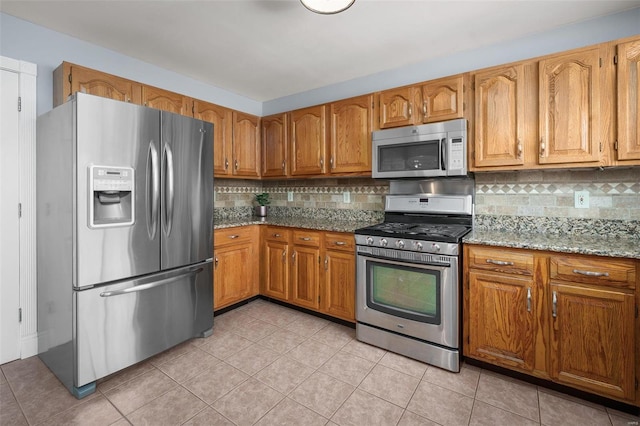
99, 266, 203, 297
162, 143, 175, 236
146, 140, 160, 240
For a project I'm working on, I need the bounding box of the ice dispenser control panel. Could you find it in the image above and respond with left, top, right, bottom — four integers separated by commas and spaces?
89, 165, 135, 228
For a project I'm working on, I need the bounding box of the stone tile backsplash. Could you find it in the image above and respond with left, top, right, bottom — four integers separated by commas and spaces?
214, 168, 640, 237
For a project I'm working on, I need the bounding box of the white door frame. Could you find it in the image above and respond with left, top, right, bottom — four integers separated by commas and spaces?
1, 56, 38, 360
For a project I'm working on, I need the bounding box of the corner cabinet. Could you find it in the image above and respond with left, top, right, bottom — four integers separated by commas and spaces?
538, 47, 604, 165
232, 112, 261, 178
328, 95, 373, 175
289, 105, 327, 176
464, 244, 639, 405
261, 113, 288, 177
213, 226, 259, 310
616, 37, 640, 162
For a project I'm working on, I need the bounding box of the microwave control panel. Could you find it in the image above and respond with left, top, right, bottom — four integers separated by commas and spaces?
447, 137, 465, 172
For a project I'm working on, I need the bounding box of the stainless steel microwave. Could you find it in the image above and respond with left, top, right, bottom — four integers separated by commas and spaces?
372, 118, 468, 179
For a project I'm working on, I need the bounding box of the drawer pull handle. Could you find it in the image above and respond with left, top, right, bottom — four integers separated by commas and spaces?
572, 269, 609, 277
486, 259, 514, 266
299, 237, 312, 241
228, 235, 239, 239
273, 233, 281, 237
526, 288, 532, 312
334, 241, 346, 246
552, 291, 557, 318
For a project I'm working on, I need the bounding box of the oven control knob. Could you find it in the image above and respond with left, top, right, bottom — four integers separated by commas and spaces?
432, 243, 441, 252
396, 240, 405, 249
414, 242, 423, 251
380, 238, 388, 247
366, 237, 374, 245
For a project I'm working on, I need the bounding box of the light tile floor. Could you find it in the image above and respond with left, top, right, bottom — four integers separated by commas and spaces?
2, 299, 639, 426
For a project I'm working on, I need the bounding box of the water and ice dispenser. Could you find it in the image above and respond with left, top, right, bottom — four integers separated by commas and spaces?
89, 165, 134, 227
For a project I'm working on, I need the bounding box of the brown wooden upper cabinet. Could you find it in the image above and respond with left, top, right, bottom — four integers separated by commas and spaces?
473, 63, 529, 168
377, 75, 466, 129
328, 95, 373, 174
261, 113, 288, 177
616, 36, 640, 162
232, 111, 261, 178
289, 105, 327, 176
194, 101, 234, 176
538, 47, 604, 165
53, 62, 142, 107
141, 85, 192, 116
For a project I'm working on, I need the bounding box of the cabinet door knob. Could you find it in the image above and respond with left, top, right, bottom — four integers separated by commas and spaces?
324, 256, 328, 270
235, 160, 239, 170
214, 257, 218, 268
552, 291, 558, 318
319, 157, 324, 168
224, 158, 229, 170
517, 140, 523, 158
526, 288, 532, 312
282, 161, 286, 172
422, 101, 427, 118
282, 251, 286, 263
408, 104, 412, 119
330, 156, 334, 169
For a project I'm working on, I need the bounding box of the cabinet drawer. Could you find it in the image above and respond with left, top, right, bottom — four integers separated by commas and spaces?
292, 230, 321, 247
214, 226, 255, 247
550, 255, 636, 289
323, 233, 354, 252
467, 245, 534, 276
263, 227, 290, 242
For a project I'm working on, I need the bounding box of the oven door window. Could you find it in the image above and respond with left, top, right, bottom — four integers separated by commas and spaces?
366, 260, 441, 324
378, 138, 441, 172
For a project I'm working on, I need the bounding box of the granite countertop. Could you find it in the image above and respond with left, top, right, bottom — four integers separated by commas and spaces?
464, 229, 640, 260
214, 217, 380, 233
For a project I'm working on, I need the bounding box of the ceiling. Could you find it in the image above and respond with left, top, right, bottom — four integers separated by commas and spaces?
2, 0, 640, 102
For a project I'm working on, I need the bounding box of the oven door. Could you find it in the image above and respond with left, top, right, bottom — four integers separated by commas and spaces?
356, 251, 459, 349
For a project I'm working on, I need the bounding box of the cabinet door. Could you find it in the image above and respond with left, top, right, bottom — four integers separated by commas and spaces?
232, 112, 261, 177
194, 101, 233, 176
263, 240, 289, 300
468, 271, 536, 371
549, 283, 635, 401
420, 75, 465, 123
617, 38, 640, 160
58, 63, 141, 106
539, 48, 602, 164
213, 242, 255, 310
329, 95, 373, 174
262, 113, 288, 177
142, 86, 191, 116
323, 250, 355, 321
377, 86, 417, 129
474, 65, 525, 167
289, 105, 327, 176
290, 245, 320, 310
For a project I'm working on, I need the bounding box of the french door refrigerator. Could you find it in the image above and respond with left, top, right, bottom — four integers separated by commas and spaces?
36, 93, 214, 398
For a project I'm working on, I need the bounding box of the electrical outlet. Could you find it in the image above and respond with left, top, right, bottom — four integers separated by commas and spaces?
575, 191, 589, 209
287, 191, 293, 202
343, 191, 351, 203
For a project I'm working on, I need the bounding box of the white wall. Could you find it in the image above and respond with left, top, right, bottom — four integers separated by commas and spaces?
2, 8, 639, 117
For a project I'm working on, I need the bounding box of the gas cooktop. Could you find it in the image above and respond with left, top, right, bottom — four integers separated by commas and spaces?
355, 221, 471, 244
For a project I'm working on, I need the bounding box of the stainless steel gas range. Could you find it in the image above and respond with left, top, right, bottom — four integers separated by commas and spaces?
354, 177, 474, 372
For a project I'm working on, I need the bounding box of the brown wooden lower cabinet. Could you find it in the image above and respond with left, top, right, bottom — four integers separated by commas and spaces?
260, 226, 356, 322
464, 244, 639, 405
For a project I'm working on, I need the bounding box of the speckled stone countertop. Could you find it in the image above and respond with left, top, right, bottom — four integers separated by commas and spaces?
214, 217, 381, 233
464, 230, 640, 259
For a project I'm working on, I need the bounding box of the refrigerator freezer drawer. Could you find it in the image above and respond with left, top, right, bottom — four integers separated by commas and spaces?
74, 262, 213, 387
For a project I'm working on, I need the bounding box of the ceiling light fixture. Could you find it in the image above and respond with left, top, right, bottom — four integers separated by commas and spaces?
300, 0, 355, 14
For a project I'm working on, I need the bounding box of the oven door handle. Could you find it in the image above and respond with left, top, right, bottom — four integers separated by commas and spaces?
357, 252, 452, 270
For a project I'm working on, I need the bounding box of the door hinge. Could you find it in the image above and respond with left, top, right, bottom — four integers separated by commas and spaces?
613, 55, 618, 65
599, 142, 603, 152
18, 203, 22, 218
18, 308, 22, 323
68, 73, 72, 83
599, 57, 603, 68
17, 96, 21, 112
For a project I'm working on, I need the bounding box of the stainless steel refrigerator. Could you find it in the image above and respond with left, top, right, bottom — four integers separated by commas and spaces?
36, 93, 214, 398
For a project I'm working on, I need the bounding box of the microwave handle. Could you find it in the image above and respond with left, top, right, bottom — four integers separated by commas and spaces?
440, 138, 447, 171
